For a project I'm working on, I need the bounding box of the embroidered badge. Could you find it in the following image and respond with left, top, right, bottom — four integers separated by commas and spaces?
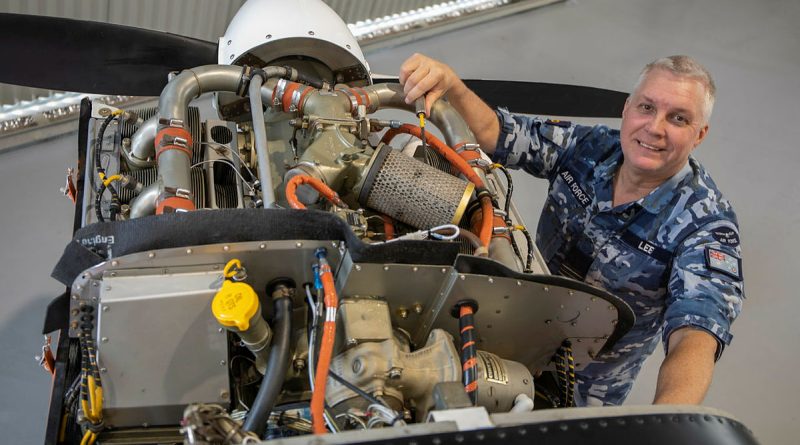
711, 228, 740, 247
705, 247, 742, 280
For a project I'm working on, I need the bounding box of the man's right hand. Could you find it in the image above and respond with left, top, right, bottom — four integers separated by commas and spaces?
398, 53, 500, 153
399, 53, 466, 117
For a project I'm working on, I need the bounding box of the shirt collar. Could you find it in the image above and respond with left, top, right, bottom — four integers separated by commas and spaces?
638, 160, 693, 213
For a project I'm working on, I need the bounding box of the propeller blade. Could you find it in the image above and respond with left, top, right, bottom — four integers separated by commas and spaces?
371, 76, 628, 118
0, 13, 218, 96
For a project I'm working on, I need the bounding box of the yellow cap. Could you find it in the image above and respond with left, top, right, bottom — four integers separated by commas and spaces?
212, 280, 260, 331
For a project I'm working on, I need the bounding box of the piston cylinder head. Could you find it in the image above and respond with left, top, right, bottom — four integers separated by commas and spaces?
357, 145, 474, 229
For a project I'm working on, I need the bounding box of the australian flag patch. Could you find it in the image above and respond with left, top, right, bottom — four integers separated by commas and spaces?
705, 247, 742, 280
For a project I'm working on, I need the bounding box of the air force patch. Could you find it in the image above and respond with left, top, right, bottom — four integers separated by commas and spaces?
706, 247, 742, 280
711, 228, 740, 247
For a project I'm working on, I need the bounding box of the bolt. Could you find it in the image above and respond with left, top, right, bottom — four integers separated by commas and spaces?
186, 248, 193, 254
460, 274, 465, 280
523, 379, 529, 385
383, 266, 389, 271
148, 252, 155, 259
223, 245, 230, 251
352, 359, 363, 374
543, 286, 549, 292
101, 337, 108, 343
220, 360, 226, 366
102, 305, 109, 312
308, 30, 315, 36
100, 368, 107, 373
91, 296, 98, 302
412, 267, 418, 272
296, 242, 303, 248
398, 308, 409, 319
545, 319, 552, 325
354, 265, 361, 271
259, 243, 266, 249
293, 358, 306, 371
517, 280, 522, 286
441, 268, 447, 273
413, 304, 423, 314
266, 34, 272, 39
488, 278, 494, 284
346, 338, 358, 347
388, 368, 402, 379
569, 291, 574, 296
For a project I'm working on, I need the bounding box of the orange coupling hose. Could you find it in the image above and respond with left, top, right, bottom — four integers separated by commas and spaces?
285, 175, 347, 210
381, 124, 494, 250
381, 214, 395, 240
311, 250, 338, 434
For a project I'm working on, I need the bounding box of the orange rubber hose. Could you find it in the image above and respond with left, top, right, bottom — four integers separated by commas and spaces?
285, 175, 346, 209
310, 261, 338, 434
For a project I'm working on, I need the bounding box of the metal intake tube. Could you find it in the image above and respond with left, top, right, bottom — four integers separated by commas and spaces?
130, 65, 289, 217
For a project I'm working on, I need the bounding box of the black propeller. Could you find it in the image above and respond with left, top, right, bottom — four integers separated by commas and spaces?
0, 13, 217, 96
372, 76, 628, 118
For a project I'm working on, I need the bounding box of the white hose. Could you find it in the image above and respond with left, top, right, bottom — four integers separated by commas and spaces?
248, 73, 276, 207
510, 393, 535, 413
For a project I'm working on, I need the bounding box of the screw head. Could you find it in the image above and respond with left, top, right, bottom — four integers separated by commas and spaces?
111, 260, 119, 267
101, 337, 109, 343
413, 304, 423, 314
354, 265, 361, 271
148, 252, 155, 259
398, 308, 409, 319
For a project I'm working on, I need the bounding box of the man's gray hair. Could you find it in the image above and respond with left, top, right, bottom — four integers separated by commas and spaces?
635, 55, 716, 122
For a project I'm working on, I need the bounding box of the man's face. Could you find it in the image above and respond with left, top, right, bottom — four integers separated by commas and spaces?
620, 68, 709, 182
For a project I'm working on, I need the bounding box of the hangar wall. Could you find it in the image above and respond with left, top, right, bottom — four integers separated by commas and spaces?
0, 0, 797, 443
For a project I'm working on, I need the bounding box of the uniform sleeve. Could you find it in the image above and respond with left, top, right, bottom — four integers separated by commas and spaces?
490, 108, 592, 179
663, 219, 745, 360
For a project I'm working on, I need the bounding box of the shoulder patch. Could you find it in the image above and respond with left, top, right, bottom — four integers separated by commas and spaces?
705, 247, 742, 280
545, 119, 571, 128
711, 228, 740, 247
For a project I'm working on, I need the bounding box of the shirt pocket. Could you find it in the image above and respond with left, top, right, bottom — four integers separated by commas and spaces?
589, 237, 670, 304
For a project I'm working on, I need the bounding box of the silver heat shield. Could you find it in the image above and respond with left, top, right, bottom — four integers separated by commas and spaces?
357, 145, 474, 229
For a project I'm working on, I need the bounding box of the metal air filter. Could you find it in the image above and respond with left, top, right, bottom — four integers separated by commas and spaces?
357, 145, 474, 229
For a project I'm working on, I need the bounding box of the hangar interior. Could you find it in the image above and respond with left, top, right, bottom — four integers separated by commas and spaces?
0, 0, 797, 444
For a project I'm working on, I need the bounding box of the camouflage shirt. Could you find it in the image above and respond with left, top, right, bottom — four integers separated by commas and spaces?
492, 108, 744, 406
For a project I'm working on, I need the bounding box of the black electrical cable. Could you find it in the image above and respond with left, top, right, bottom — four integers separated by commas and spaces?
328, 371, 384, 407
494, 165, 514, 216
93, 113, 121, 221
520, 226, 535, 273
243, 295, 294, 437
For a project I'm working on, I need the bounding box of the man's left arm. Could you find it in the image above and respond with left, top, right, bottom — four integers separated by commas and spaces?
658, 218, 745, 405
653, 327, 718, 404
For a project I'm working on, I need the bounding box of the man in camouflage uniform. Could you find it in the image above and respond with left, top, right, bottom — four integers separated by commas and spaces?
399, 54, 743, 406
